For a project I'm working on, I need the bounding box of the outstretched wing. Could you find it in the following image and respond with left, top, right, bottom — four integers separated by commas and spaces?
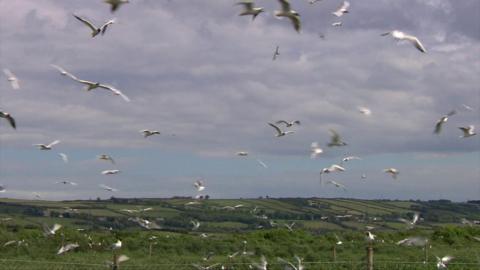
268, 123, 283, 135
73, 14, 98, 33
277, 0, 291, 12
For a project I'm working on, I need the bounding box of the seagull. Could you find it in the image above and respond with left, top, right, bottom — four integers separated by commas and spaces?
381, 30, 427, 53
0, 111, 16, 129
327, 180, 347, 191
44, 224, 62, 236
102, 169, 120, 175
236, 151, 249, 156
55, 180, 78, 186
327, 129, 347, 147
57, 243, 79, 255
365, 231, 376, 242
459, 125, 476, 138
236, 0, 264, 21
334, 234, 343, 245
3, 69, 20, 90
398, 213, 419, 228
320, 164, 345, 185
436, 255, 453, 269
252, 255, 268, 270
106, 254, 130, 267
272, 45, 280, 61
129, 217, 161, 230
396, 237, 427, 246
342, 156, 361, 163
194, 180, 205, 192
462, 104, 474, 111
361, 173, 367, 180
111, 240, 122, 250
332, 1, 350, 17
0, 185, 5, 193
309, 0, 322, 4
358, 106, 372, 116
140, 129, 160, 138
310, 142, 323, 159
434, 110, 456, 134
268, 122, 295, 137
34, 140, 60, 150
277, 255, 304, 270
384, 168, 399, 179
99, 154, 115, 164
276, 120, 300, 127
274, 0, 301, 33
284, 222, 295, 232
99, 184, 117, 192
256, 158, 268, 168
58, 153, 68, 163
73, 14, 115, 38
191, 220, 201, 231
104, 0, 129, 13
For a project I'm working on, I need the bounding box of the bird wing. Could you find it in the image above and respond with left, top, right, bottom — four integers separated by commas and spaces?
434, 119, 444, 134
331, 164, 345, 171
442, 256, 453, 264
59, 153, 68, 163
3, 68, 14, 78
277, 0, 291, 12
268, 123, 283, 135
47, 140, 60, 148
116, 255, 130, 264
277, 257, 297, 270
100, 19, 115, 35
51, 64, 79, 81
5, 114, 16, 129
237, 1, 253, 9
52, 223, 62, 232
405, 35, 426, 53
412, 213, 419, 224
73, 14, 98, 33
99, 84, 131, 102
256, 158, 268, 168
276, 120, 289, 126
288, 14, 301, 33
329, 129, 340, 144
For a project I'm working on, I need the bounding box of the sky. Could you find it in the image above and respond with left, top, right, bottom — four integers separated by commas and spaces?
0, 0, 479, 201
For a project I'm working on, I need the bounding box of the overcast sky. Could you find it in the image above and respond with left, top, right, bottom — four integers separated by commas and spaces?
0, 0, 479, 201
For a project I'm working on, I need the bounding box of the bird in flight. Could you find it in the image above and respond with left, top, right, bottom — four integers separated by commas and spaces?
102, 169, 120, 175
0, 111, 16, 129
73, 14, 115, 38
309, 0, 322, 4
332, 1, 350, 17
100, 184, 117, 192
398, 213, 419, 228
268, 122, 295, 137
3, 69, 20, 90
436, 255, 454, 269
365, 231, 376, 242
58, 153, 68, 163
276, 120, 300, 127
191, 220, 201, 231
274, 0, 301, 33
99, 154, 115, 164
327, 129, 347, 147
34, 140, 60, 150
43, 223, 62, 236
384, 168, 399, 179
381, 30, 427, 53
458, 125, 476, 138
0, 185, 5, 193
272, 46, 280, 61
141, 130, 160, 138
236, 151, 249, 156
284, 222, 295, 232
194, 180, 205, 192
55, 180, 77, 186
358, 106, 372, 116
434, 110, 456, 134
342, 156, 361, 163
277, 255, 304, 270
57, 243, 79, 255
331, 22, 343, 27
310, 142, 323, 159
236, 0, 264, 21
104, 0, 129, 13
327, 180, 347, 191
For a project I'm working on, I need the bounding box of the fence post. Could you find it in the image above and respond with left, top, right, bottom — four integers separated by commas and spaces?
424, 242, 428, 265
366, 244, 373, 270
149, 242, 153, 258
112, 252, 118, 270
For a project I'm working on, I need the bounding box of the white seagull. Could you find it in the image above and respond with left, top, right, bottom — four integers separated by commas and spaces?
327, 180, 347, 191
256, 158, 268, 168
73, 14, 115, 38
99, 184, 117, 192
236, 0, 264, 21
342, 156, 361, 163
459, 125, 476, 138
102, 169, 120, 175
34, 140, 60, 150
111, 240, 122, 250
58, 153, 69, 163
0, 111, 16, 129
99, 154, 115, 164
191, 220, 201, 231
44, 224, 62, 236
358, 106, 372, 116
274, 0, 301, 33
268, 122, 295, 137
104, 0, 129, 13
236, 151, 249, 156
309, 0, 322, 4
436, 255, 453, 269
107, 254, 130, 267
434, 110, 456, 134
384, 168, 399, 179
397, 237, 427, 246
141, 130, 160, 138
3, 69, 20, 90
320, 164, 345, 185
55, 180, 78, 186
327, 129, 347, 147
310, 142, 323, 159
273, 45, 280, 61
332, 1, 350, 17
365, 231, 376, 242
277, 255, 304, 270
398, 213, 419, 228
57, 243, 79, 255
194, 180, 205, 192
284, 222, 296, 232
381, 30, 427, 53
0, 185, 5, 193
331, 22, 343, 27
252, 255, 268, 270
276, 120, 300, 127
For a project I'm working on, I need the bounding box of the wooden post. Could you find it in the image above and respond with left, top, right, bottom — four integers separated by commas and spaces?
332, 245, 337, 262
424, 242, 428, 265
366, 244, 373, 270
149, 242, 153, 258
112, 252, 118, 270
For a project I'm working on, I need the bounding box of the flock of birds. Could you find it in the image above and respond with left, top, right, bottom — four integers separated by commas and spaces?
0, 0, 478, 269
